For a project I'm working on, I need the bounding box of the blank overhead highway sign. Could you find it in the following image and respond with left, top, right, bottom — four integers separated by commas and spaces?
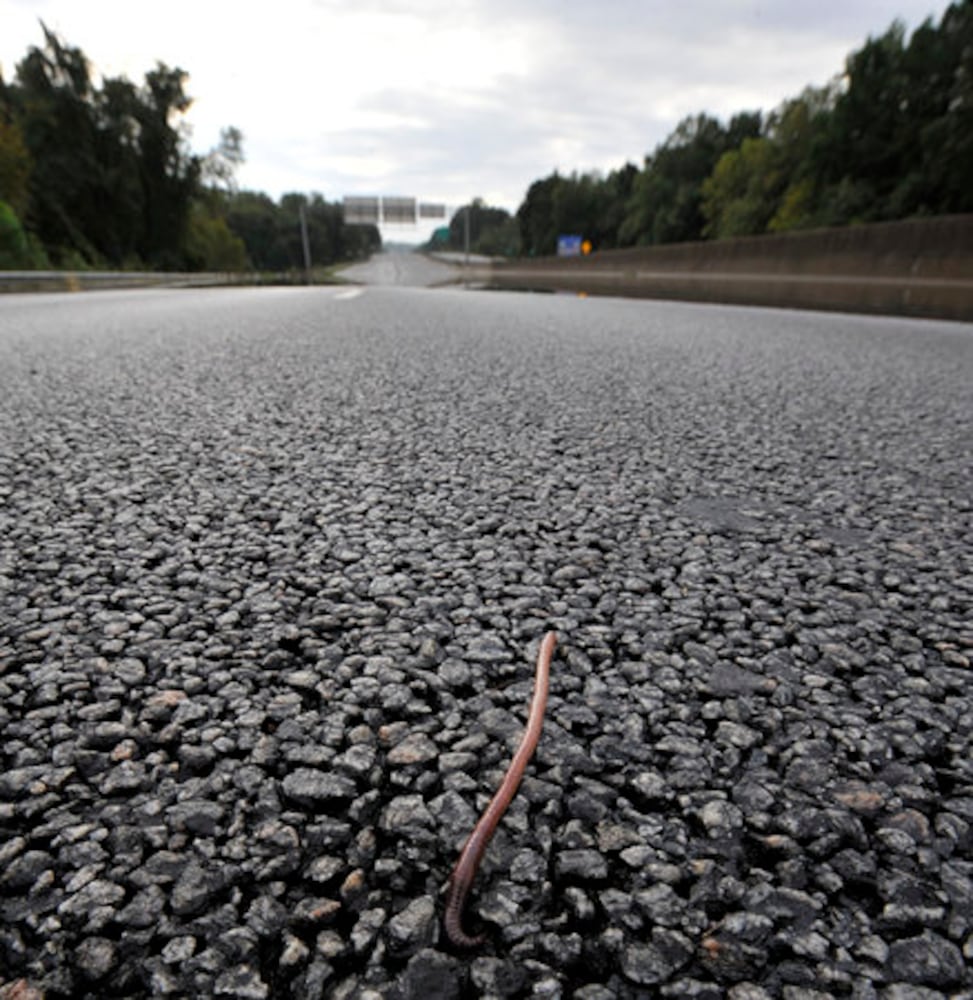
343, 195, 440, 225
343, 197, 380, 224
382, 198, 417, 224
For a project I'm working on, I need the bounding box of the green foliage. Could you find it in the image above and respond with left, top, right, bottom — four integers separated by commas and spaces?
440, 199, 518, 256
517, 175, 560, 256
203, 126, 245, 193
185, 202, 250, 271
0, 199, 48, 268
0, 199, 30, 267
134, 64, 200, 268
794, 3, 973, 224
515, 2, 972, 251
702, 88, 836, 238
225, 190, 280, 267
474, 215, 521, 257
4, 6, 969, 270
3, 24, 201, 267
516, 165, 637, 256
0, 120, 32, 216
702, 137, 779, 238
225, 190, 379, 272
1, 25, 377, 273
618, 112, 762, 246
769, 178, 816, 233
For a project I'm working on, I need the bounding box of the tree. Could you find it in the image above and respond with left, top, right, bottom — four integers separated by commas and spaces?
447, 198, 514, 254
512, 3, 969, 248
0, 119, 31, 216
5, 25, 207, 267
225, 190, 279, 267
764, 85, 838, 231
598, 163, 639, 248
12, 24, 103, 264
808, 6, 973, 223
702, 137, 781, 238
223, 190, 379, 272
812, 22, 910, 222
517, 174, 560, 256
203, 126, 245, 193
619, 112, 761, 245
905, 1, 973, 214
3, 25, 379, 272
93, 76, 144, 262
0, 199, 31, 267
512, 165, 638, 256
134, 64, 200, 267
185, 202, 249, 271
551, 173, 612, 248
474, 215, 520, 257
702, 87, 836, 237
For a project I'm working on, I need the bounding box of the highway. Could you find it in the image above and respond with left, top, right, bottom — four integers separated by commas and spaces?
339, 249, 463, 287
1, 282, 971, 997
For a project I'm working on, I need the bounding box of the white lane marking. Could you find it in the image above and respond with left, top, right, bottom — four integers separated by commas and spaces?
334, 288, 364, 301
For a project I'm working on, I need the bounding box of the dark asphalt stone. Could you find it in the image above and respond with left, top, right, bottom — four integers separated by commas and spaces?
0, 850, 53, 891
58, 878, 126, 920
379, 794, 435, 838
887, 930, 965, 987
394, 949, 464, 1000
350, 907, 387, 954
171, 861, 230, 917
134, 850, 185, 886
178, 744, 217, 774
213, 965, 269, 999
621, 929, 693, 985
99, 760, 149, 795
85, 721, 130, 751
386, 896, 436, 956
387, 732, 438, 766
555, 849, 609, 882
465, 637, 512, 665
245, 895, 289, 937
281, 768, 357, 808
75, 936, 117, 981
2, 287, 971, 998
117, 885, 165, 928
635, 884, 688, 927
469, 956, 528, 997
167, 799, 226, 836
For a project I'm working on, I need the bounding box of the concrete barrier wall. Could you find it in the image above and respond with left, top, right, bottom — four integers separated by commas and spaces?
486, 215, 973, 322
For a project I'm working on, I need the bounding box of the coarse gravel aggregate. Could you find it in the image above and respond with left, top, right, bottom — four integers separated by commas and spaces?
0, 285, 971, 999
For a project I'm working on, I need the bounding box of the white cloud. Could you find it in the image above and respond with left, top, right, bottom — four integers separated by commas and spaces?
0, 0, 956, 243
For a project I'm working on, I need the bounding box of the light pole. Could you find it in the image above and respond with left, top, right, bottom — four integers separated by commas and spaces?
299, 202, 312, 284
463, 202, 471, 287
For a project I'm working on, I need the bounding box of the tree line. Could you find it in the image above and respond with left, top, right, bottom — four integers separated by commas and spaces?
437, 1, 972, 258
3, 5, 970, 270
0, 25, 379, 271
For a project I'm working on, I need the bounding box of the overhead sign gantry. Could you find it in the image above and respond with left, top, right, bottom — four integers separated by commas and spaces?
342, 197, 446, 225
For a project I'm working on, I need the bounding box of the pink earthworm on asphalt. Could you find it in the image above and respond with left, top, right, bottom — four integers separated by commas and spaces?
443, 631, 558, 949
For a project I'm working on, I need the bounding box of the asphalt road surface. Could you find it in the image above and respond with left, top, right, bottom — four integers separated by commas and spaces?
1, 285, 971, 999
340, 251, 462, 287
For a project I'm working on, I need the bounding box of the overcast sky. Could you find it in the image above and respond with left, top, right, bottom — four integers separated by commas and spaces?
0, 0, 955, 242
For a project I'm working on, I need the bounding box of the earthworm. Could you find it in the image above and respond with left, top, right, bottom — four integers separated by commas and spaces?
443, 630, 557, 949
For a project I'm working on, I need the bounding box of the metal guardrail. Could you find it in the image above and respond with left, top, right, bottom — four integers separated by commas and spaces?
0, 271, 305, 294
